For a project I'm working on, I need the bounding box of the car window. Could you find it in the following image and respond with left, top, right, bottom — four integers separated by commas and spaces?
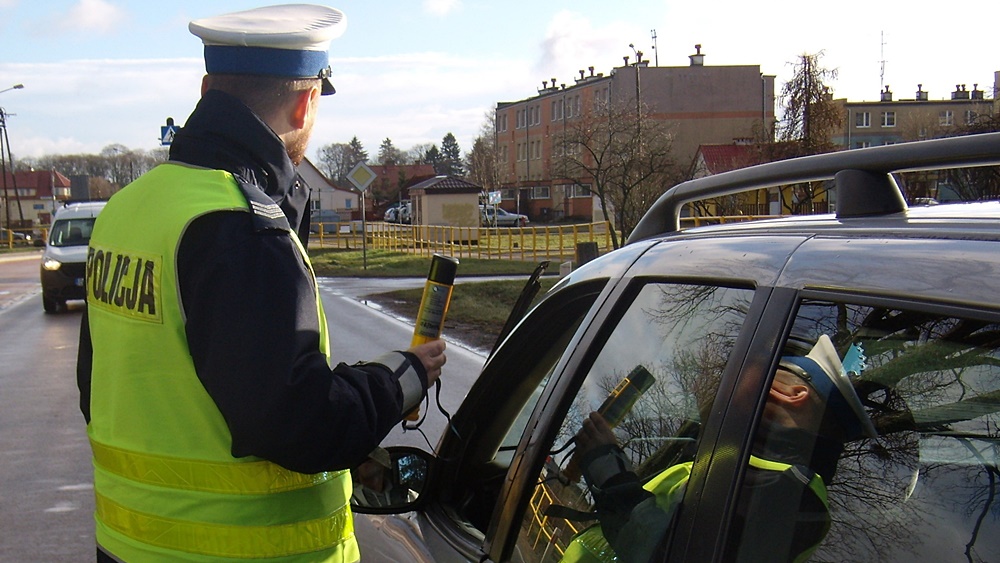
443, 280, 606, 537
728, 298, 1000, 562
49, 218, 96, 247
513, 283, 754, 562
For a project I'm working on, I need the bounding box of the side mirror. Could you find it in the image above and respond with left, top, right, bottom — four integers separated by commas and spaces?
350, 446, 433, 513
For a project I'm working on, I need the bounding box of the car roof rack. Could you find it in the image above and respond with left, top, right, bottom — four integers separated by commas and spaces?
627, 132, 1000, 245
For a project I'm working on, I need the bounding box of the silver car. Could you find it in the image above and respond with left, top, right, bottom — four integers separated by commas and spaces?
355, 132, 1000, 563
481, 205, 528, 227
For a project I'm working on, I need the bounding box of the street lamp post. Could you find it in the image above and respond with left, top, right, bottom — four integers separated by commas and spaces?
0, 83, 24, 235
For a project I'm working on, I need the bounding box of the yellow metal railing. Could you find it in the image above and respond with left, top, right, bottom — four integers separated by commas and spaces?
309, 221, 615, 262
522, 483, 585, 561
307, 215, 781, 260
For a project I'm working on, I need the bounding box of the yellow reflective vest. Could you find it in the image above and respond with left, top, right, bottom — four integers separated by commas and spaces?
560, 457, 828, 563
85, 163, 357, 562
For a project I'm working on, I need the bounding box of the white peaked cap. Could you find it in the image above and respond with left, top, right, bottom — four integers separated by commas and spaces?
189, 4, 346, 94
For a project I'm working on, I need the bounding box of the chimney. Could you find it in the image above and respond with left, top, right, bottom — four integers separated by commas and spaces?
589, 66, 595, 77
952, 84, 970, 100
689, 44, 705, 67
880, 85, 892, 102
916, 84, 928, 101
972, 83, 984, 100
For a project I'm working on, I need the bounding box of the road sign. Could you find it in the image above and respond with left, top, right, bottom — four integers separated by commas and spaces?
347, 161, 375, 190
160, 117, 178, 146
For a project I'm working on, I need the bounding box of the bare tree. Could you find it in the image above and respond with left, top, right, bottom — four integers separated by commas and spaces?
315, 142, 350, 182
774, 53, 843, 214
555, 99, 677, 247
465, 111, 503, 195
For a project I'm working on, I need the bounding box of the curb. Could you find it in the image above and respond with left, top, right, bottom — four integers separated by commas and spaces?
0, 251, 42, 264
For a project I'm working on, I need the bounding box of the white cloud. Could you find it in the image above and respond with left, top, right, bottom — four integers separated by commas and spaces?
2, 58, 202, 158
534, 11, 644, 81
422, 0, 461, 17
57, 0, 127, 34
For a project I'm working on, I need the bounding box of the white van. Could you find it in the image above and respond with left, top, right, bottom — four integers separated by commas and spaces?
40, 200, 106, 313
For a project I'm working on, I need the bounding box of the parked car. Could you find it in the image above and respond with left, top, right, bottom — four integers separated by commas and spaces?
353, 133, 1000, 562
481, 204, 528, 227
383, 201, 410, 223
383, 206, 399, 223
398, 202, 412, 224
0, 229, 31, 246
40, 200, 106, 313
309, 209, 342, 234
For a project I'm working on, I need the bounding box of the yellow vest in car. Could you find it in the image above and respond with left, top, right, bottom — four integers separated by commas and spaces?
85, 163, 356, 562
559, 457, 827, 563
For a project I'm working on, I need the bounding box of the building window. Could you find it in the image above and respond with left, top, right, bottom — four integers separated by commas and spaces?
516, 109, 525, 129
855, 141, 871, 149
881, 111, 896, 127
533, 141, 542, 160
552, 99, 564, 121
531, 186, 550, 199
855, 111, 871, 128
939, 110, 954, 127
501, 188, 517, 200
498, 113, 508, 133
565, 95, 580, 118
965, 110, 978, 125
570, 183, 591, 198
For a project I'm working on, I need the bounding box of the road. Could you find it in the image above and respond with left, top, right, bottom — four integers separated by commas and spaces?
0, 253, 488, 560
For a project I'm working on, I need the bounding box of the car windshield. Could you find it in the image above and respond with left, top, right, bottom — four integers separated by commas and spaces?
49, 218, 96, 247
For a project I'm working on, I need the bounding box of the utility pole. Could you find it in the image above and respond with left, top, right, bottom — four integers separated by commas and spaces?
0, 83, 24, 234
0, 108, 25, 232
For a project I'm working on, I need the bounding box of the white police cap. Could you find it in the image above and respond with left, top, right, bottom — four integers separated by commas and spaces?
189, 4, 346, 95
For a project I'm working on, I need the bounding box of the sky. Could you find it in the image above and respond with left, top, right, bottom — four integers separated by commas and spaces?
0, 0, 996, 161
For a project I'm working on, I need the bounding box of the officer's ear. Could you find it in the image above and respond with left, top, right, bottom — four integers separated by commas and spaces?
770, 369, 811, 408
289, 85, 321, 130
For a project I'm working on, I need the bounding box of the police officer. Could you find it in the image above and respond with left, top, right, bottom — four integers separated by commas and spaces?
76, 5, 446, 562
561, 335, 876, 563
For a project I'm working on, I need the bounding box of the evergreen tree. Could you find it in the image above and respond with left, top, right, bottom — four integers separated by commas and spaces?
346, 136, 369, 168
439, 132, 464, 176
377, 138, 403, 166
424, 144, 442, 174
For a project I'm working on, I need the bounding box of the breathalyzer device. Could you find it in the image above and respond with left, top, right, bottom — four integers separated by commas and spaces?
597, 365, 656, 427
405, 254, 458, 421
411, 254, 459, 346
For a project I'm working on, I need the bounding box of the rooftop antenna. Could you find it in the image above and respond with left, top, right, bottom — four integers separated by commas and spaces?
650, 29, 658, 66
879, 30, 887, 93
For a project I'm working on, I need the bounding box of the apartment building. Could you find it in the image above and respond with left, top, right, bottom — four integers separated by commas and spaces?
494, 46, 776, 223
834, 71, 999, 149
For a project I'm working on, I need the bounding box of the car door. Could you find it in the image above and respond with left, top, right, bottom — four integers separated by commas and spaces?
481, 236, 807, 562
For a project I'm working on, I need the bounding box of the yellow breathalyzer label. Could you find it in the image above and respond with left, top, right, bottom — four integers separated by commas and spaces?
412, 281, 453, 345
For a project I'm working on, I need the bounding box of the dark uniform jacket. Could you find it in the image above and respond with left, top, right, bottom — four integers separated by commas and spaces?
77, 89, 426, 474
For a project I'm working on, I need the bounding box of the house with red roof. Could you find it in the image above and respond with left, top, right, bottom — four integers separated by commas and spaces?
1, 169, 72, 229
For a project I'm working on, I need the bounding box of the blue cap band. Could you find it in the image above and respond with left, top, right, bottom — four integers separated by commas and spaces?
204, 45, 329, 78
780, 355, 863, 440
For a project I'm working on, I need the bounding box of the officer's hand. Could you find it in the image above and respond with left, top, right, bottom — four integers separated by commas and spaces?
408, 340, 447, 387
575, 412, 617, 456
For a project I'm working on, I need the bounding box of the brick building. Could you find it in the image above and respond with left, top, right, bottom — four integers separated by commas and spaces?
494, 46, 776, 223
